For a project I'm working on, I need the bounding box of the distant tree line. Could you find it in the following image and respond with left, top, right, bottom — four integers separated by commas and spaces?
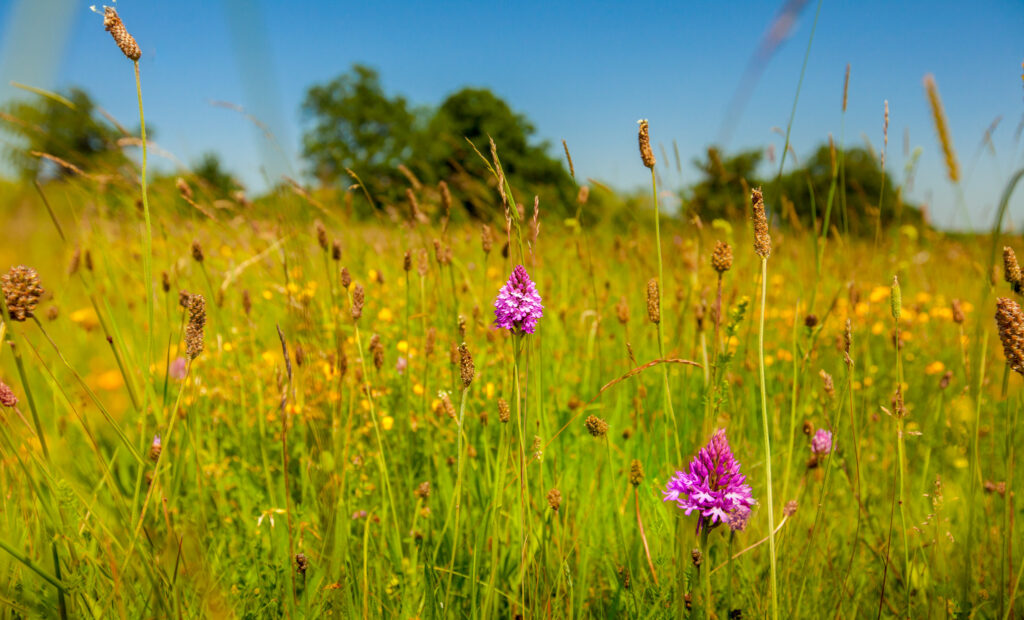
0, 65, 922, 234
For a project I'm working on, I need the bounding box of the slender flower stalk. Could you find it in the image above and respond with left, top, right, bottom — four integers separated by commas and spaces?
890, 276, 912, 617
751, 187, 778, 620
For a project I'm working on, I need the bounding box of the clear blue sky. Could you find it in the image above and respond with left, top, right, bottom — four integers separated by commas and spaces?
1, 0, 1022, 229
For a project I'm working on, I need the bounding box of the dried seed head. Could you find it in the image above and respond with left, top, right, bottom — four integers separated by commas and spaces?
2, 266, 44, 322
369, 334, 384, 371
646, 278, 661, 324
629, 459, 644, 487
616, 296, 630, 325
1004, 247, 1023, 293
751, 188, 771, 259
547, 488, 562, 511
68, 249, 81, 275
819, 369, 835, 398
350, 284, 364, 321
890, 276, 902, 321
439, 391, 457, 420
481, 224, 494, 254
711, 241, 733, 274
923, 74, 960, 184
691, 548, 703, 567
332, 241, 342, 261
84, 250, 93, 272
843, 319, 853, 355
242, 289, 252, 316
403, 250, 412, 272
695, 297, 707, 332
184, 294, 206, 360
783, 500, 798, 517
316, 221, 328, 251
577, 185, 590, 205
191, 241, 204, 263
340, 267, 352, 289
802, 420, 814, 435
294, 553, 308, 577
498, 398, 510, 423
996, 297, 1024, 376
637, 120, 656, 169
939, 370, 953, 390
0, 381, 18, 407
584, 415, 609, 438
414, 481, 431, 499
804, 314, 819, 329
439, 181, 452, 234
161, 271, 171, 293
176, 177, 193, 201
103, 7, 141, 62
458, 343, 475, 389
951, 299, 965, 324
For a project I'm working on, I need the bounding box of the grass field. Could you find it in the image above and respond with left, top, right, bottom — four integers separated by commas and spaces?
1, 160, 1023, 618
2, 9, 1024, 619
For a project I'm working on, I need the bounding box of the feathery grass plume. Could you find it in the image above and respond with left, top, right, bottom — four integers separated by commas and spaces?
191, 241, 204, 263
951, 299, 965, 324
370, 334, 384, 371
881, 100, 890, 169
923, 74, 960, 183
646, 278, 660, 324
403, 250, 412, 272
149, 435, 162, 462
819, 369, 835, 398
629, 459, 645, 487
890, 276, 902, 321
751, 188, 771, 259
2, 266, 44, 322
184, 293, 206, 360
458, 343, 475, 389
440, 391, 457, 420
584, 415, 609, 437
842, 64, 850, 112
340, 267, 352, 289
315, 221, 328, 251
1004, 247, 1023, 293
176, 177, 193, 201
481, 224, 494, 254
637, 119, 656, 169
68, 249, 81, 275
439, 181, 452, 234
0, 381, 18, 407
711, 241, 733, 274
547, 488, 562, 511
996, 297, 1024, 376
498, 398, 511, 424
332, 241, 342, 261
103, 6, 141, 61
350, 284, 364, 321
562, 139, 575, 179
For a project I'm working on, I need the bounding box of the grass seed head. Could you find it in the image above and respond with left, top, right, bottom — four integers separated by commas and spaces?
996, 297, 1024, 376
0, 381, 18, 407
547, 488, 562, 511
350, 284, 364, 321
315, 221, 328, 251
637, 120, 656, 169
1004, 247, 1023, 293
103, 7, 141, 62
458, 343, 475, 389
951, 299, 965, 324
629, 459, 644, 487
751, 188, 771, 259
332, 240, 342, 261
191, 241, 204, 263
890, 276, 901, 321
584, 415, 609, 438
646, 278, 660, 324
711, 241, 733, 274
185, 294, 206, 360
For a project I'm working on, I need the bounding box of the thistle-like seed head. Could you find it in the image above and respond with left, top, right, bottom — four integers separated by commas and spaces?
2, 266, 44, 322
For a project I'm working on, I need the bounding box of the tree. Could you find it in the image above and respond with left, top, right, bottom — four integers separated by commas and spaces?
300, 65, 417, 198
1, 87, 128, 180
685, 147, 764, 222
191, 152, 239, 197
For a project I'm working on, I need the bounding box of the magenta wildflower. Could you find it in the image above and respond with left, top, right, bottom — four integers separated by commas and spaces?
663, 429, 756, 533
169, 357, 187, 381
494, 265, 544, 334
811, 429, 833, 455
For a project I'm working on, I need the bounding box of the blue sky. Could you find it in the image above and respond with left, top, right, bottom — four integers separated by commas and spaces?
0, 0, 1021, 229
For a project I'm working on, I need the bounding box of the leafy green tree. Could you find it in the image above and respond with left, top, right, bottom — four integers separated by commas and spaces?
1, 87, 128, 180
422, 88, 573, 218
684, 147, 764, 222
776, 146, 923, 235
300, 65, 417, 198
191, 152, 239, 197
